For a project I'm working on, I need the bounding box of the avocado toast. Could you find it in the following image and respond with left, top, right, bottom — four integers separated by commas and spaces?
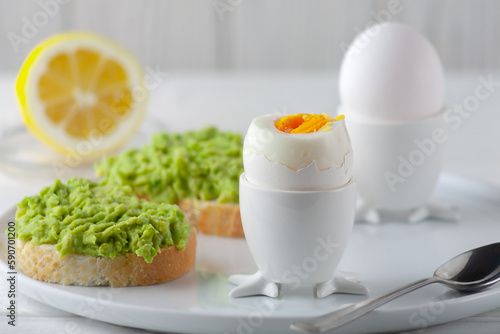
14, 178, 196, 286
95, 127, 244, 237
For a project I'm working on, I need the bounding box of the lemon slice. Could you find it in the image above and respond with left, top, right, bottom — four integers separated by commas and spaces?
15, 31, 147, 160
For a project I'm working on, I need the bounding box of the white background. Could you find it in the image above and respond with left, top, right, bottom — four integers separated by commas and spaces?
0, 0, 500, 73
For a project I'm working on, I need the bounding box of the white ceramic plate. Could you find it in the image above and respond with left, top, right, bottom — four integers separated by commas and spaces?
1, 174, 500, 334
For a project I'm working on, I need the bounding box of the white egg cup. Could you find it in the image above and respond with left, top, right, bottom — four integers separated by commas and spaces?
229, 174, 367, 299
344, 109, 459, 223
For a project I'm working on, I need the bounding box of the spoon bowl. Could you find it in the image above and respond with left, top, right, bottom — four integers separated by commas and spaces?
434, 243, 500, 292
291, 242, 500, 333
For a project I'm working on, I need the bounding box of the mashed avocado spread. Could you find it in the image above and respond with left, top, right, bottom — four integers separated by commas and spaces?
15, 178, 190, 263
95, 127, 243, 204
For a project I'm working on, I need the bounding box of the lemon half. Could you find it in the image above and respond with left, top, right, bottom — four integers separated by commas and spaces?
16, 31, 147, 160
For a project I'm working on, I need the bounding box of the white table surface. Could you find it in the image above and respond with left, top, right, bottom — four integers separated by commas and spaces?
0, 71, 500, 334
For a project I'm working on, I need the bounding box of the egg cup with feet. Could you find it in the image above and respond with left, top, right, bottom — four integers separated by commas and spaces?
338, 22, 459, 223
229, 113, 367, 299
345, 110, 460, 224
229, 174, 367, 298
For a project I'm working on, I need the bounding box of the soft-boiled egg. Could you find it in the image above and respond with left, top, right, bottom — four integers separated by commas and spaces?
233, 113, 364, 298
243, 113, 352, 191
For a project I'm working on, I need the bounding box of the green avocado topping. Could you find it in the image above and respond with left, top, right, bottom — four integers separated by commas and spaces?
14, 178, 190, 263
95, 127, 243, 204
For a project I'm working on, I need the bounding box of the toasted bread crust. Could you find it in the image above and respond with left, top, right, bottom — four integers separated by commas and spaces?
179, 199, 244, 238
15, 228, 196, 287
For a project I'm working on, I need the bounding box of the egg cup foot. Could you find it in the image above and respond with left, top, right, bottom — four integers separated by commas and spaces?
315, 272, 368, 298
229, 272, 279, 298
415, 202, 460, 222
229, 271, 368, 299
355, 201, 460, 224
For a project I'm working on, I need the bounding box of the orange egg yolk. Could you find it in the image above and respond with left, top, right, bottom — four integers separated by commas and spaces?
275, 113, 344, 134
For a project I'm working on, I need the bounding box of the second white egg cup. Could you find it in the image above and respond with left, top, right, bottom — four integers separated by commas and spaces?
345, 109, 460, 223
229, 174, 367, 299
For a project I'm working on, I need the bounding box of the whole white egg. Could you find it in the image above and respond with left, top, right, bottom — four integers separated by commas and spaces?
339, 22, 445, 121
243, 113, 352, 191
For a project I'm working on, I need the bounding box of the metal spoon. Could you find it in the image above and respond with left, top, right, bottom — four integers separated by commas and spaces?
291, 242, 500, 333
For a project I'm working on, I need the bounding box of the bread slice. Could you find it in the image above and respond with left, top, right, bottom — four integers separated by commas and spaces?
179, 199, 244, 238
15, 228, 197, 287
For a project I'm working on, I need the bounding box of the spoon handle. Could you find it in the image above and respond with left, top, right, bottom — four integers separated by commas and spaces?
291, 277, 440, 333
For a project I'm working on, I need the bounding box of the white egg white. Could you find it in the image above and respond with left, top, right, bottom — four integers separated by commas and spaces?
243, 113, 353, 191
